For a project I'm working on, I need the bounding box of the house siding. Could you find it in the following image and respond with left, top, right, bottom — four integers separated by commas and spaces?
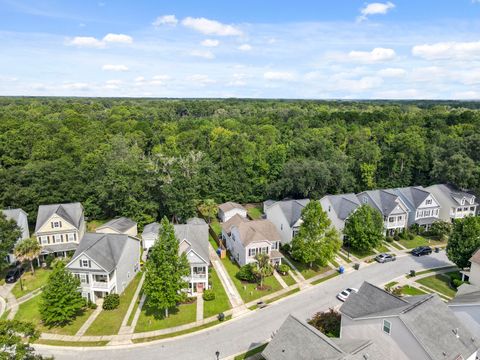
142, 232, 157, 250
265, 204, 293, 245
115, 238, 141, 294
219, 208, 247, 223
470, 262, 480, 286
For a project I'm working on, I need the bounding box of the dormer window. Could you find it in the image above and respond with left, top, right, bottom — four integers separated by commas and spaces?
461, 199, 465, 206
471, 197, 475, 205
51, 221, 62, 228
363, 196, 368, 204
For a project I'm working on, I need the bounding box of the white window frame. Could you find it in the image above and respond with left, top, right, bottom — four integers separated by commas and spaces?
68, 233, 75, 242
426, 199, 432, 205
81, 259, 89, 268
383, 319, 392, 335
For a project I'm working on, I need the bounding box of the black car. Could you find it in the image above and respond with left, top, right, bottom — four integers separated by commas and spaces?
5, 266, 24, 283
411, 246, 432, 257
375, 253, 396, 263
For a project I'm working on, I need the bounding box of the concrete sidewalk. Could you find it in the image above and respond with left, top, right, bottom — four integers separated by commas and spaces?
76, 300, 104, 336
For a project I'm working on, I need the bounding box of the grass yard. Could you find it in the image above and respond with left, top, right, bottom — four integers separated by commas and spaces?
86, 219, 109, 232
0, 309, 11, 320
415, 266, 457, 276
35, 339, 109, 347
375, 243, 390, 253
281, 271, 297, 286
127, 290, 143, 326
210, 220, 222, 237
135, 301, 197, 333
234, 344, 268, 360
85, 272, 143, 336
208, 235, 219, 251
385, 281, 398, 289
284, 253, 331, 280
221, 255, 282, 303
390, 241, 404, 250
311, 272, 339, 286
416, 274, 456, 298
12, 268, 52, 299
337, 252, 352, 264
14, 294, 94, 335
204, 267, 231, 319
401, 285, 427, 296
399, 235, 447, 250
343, 246, 376, 259
246, 205, 263, 220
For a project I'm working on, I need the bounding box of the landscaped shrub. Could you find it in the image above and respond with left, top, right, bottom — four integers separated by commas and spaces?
308, 308, 341, 338
45, 254, 55, 268
236, 263, 256, 282
281, 243, 291, 254
86, 300, 97, 309
102, 293, 120, 310
277, 263, 290, 275
385, 236, 394, 243
202, 289, 215, 301
452, 279, 464, 289
408, 232, 415, 240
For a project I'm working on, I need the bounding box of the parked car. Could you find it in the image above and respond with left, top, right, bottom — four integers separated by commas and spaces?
411, 246, 432, 257
375, 253, 396, 263
337, 287, 358, 302
5, 266, 24, 283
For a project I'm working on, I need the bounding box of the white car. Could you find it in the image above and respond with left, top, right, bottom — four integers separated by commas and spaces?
337, 287, 358, 302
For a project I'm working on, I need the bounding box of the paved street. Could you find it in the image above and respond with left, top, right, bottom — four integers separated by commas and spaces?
36, 252, 451, 360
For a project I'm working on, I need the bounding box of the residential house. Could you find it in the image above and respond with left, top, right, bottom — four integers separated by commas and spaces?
320, 193, 360, 235
34, 202, 86, 258
223, 216, 283, 266
1, 208, 29, 264
262, 315, 386, 360
218, 202, 247, 223
174, 218, 210, 294
141, 222, 160, 250
426, 184, 478, 222
340, 282, 479, 360
66, 233, 140, 303
357, 190, 409, 235
263, 199, 310, 245
393, 186, 441, 229
96, 217, 137, 237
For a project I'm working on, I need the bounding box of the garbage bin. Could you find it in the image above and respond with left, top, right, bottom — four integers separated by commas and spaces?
435, 247, 440, 253
353, 263, 360, 270
410, 270, 416, 277
216, 248, 221, 256
218, 312, 225, 321
338, 266, 345, 274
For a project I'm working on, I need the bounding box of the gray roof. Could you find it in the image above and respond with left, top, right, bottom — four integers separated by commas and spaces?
267, 199, 310, 227
394, 186, 431, 209
41, 242, 78, 255
323, 193, 361, 221
174, 218, 209, 263
97, 217, 136, 233
1, 208, 26, 224
262, 315, 385, 360
426, 184, 478, 207
357, 190, 405, 216
35, 202, 84, 232
470, 248, 480, 265
218, 202, 246, 212
142, 222, 160, 237
341, 282, 479, 360
450, 284, 480, 305
69, 233, 137, 272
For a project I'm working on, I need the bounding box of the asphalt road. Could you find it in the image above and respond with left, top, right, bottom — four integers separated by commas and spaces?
36, 252, 452, 360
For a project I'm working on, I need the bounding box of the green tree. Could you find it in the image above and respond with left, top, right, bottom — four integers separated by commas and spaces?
307, 308, 341, 338
291, 200, 341, 267
447, 216, 480, 268
143, 217, 190, 317
14, 238, 41, 274
343, 205, 384, 252
0, 213, 21, 270
198, 199, 218, 224
0, 319, 51, 360
39, 261, 85, 327
428, 220, 452, 241
252, 253, 273, 288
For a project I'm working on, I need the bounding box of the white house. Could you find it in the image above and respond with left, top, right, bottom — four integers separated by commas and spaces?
141, 222, 160, 250
67, 233, 141, 303
34, 202, 86, 258
263, 199, 310, 245
96, 217, 137, 237
393, 186, 441, 229
218, 202, 247, 223
426, 184, 478, 222
1, 208, 29, 264
223, 216, 283, 266
320, 193, 360, 236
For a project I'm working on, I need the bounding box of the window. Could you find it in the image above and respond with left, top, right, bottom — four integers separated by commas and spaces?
464, 207, 469, 211
461, 199, 466, 206
363, 196, 368, 204
397, 216, 403, 221
68, 233, 75, 242
471, 197, 475, 205
328, 205, 331, 212
79, 274, 89, 284
424, 210, 430, 217
80, 259, 90, 268
54, 234, 61, 244
471, 207, 475, 212
280, 224, 283, 231
41, 237, 48, 245
389, 217, 395, 223
383, 320, 391, 335
457, 207, 462, 212
426, 199, 432, 205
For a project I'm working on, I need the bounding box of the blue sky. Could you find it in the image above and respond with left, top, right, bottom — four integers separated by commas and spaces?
1, 0, 480, 99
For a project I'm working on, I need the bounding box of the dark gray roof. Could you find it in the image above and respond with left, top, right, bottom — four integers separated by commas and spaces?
450, 284, 480, 305
358, 190, 405, 216
69, 233, 137, 272
142, 222, 160, 237
1, 208, 26, 224
394, 186, 431, 209
35, 202, 84, 232
268, 199, 310, 227
415, 217, 439, 226
97, 217, 136, 233
174, 218, 209, 263
41, 242, 78, 255
427, 184, 478, 207
470, 248, 480, 265
324, 193, 361, 221
341, 282, 479, 360
262, 315, 384, 360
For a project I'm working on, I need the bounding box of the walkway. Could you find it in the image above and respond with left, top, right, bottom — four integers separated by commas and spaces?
0, 283, 16, 319
76, 300, 104, 336
272, 270, 287, 289
196, 294, 204, 322
118, 273, 145, 335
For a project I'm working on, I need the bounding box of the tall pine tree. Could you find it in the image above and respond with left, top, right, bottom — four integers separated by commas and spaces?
143, 217, 190, 317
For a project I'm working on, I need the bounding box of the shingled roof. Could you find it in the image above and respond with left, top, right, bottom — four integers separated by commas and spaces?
323, 193, 361, 221
235, 219, 281, 246
218, 201, 246, 213
470, 248, 480, 266
35, 202, 83, 232
96, 217, 136, 233
174, 218, 209, 263
265, 199, 310, 227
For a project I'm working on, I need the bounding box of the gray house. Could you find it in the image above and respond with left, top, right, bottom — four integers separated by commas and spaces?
66, 233, 140, 303
263, 199, 310, 245
320, 193, 361, 235
340, 282, 479, 360
392, 186, 441, 229
141, 222, 160, 250
1, 208, 29, 264
96, 217, 137, 237
426, 184, 478, 222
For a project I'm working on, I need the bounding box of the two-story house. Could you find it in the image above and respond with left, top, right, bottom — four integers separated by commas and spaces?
141, 222, 160, 250
426, 184, 478, 222
357, 190, 409, 235
34, 202, 86, 258
1, 208, 29, 264
320, 193, 361, 237
95, 217, 137, 237
263, 199, 310, 245
66, 233, 140, 303
393, 186, 441, 230
223, 217, 283, 266
218, 202, 247, 222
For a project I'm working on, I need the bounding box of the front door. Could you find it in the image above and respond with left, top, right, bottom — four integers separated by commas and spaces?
197, 283, 204, 293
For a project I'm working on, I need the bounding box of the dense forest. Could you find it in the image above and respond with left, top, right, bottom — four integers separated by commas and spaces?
0, 97, 479, 227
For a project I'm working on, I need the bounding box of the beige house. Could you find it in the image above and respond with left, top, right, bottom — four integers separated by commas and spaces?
95, 217, 137, 237
34, 202, 86, 258
218, 202, 247, 223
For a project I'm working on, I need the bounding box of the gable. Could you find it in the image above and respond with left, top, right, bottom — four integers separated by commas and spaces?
418, 194, 440, 209
185, 249, 207, 264
37, 213, 77, 234
67, 253, 105, 271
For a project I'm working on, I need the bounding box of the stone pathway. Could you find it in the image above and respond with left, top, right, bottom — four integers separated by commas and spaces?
196, 294, 204, 322
282, 257, 305, 282
128, 293, 146, 334
118, 273, 145, 335
75, 300, 104, 336
273, 270, 288, 289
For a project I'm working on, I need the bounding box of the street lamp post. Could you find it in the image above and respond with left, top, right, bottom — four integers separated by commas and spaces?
215, 350, 220, 360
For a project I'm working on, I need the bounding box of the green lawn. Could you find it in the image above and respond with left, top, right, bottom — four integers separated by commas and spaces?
390, 241, 404, 250
127, 290, 143, 326
208, 235, 219, 251
416, 274, 456, 298
343, 247, 376, 259
281, 271, 297, 286
14, 294, 94, 335
311, 272, 339, 285
221, 256, 282, 303
0, 309, 11, 320
401, 285, 427, 296
375, 243, 390, 253
385, 281, 398, 289
399, 236, 447, 250
85, 272, 143, 336
247, 206, 263, 220
35, 339, 109, 347
234, 344, 268, 360
204, 267, 231, 319
337, 252, 352, 264
415, 266, 457, 276
135, 301, 197, 333
210, 220, 222, 236
86, 219, 109, 232
12, 268, 52, 299
284, 254, 331, 280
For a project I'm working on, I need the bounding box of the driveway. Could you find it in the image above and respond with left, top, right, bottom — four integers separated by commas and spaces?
36, 252, 452, 360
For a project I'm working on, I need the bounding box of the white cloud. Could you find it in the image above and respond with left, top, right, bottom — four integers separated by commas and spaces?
152, 75, 171, 81
264, 71, 296, 81
187, 74, 216, 85
412, 41, 480, 59
182, 17, 242, 36
378, 67, 406, 77
134, 76, 145, 82
102, 33, 133, 44
332, 76, 384, 92
228, 73, 248, 87
153, 15, 178, 27
201, 39, 220, 47
68, 36, 105, 48
190, 50, 215, 59
348, 47, 396, 62
452, 91, 480, 99
102, 64, 129, 72
410, 66, 446, 82
106, 79, 122, 85
62, 82, 89, 90
376, 88, 420, 99
358, 2, 395, 21
238, 44, 252, 51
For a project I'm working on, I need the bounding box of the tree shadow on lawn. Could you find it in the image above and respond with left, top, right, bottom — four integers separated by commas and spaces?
143, 298, 196, 321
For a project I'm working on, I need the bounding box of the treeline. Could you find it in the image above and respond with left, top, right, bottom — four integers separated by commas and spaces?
0, 97, 479, 226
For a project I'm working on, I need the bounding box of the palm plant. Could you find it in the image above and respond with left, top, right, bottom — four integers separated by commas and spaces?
14, 237, 41, 274
253, 253, 273, 288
